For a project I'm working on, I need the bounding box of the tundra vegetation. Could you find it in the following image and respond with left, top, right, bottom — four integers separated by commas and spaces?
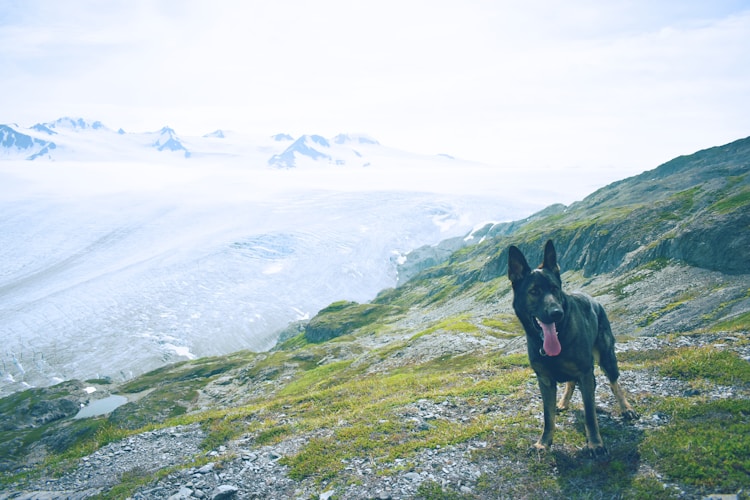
1, 137, 749, 498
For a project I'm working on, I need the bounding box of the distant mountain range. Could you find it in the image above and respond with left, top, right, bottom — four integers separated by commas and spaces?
0, 117, 445, 167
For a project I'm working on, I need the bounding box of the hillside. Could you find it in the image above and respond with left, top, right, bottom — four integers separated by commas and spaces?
1, 137, 749, 499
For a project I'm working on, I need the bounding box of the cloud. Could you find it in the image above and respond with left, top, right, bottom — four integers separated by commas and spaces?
1, 1, 749, 173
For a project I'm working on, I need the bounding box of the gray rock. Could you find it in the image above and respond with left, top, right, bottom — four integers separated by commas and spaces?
197, 462, 216, 474
210, 484, 239, 499
167, 486, 193, 500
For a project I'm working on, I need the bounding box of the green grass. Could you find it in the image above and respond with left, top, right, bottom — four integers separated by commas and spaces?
304, 301, 403, 342
709, 187, 750, 214
188, 348, 531, 464
274, 332, 310, 351
416, 481, 474, 499
657, 345, 750, 385
474, 278, 511, 303
266, 352, 532, 482
643, 398, 750, 491
3, 330, 750, 498
472, 410, 649, 499
276, 359, 356, 397
118, 351, 254, 394
481, 314, 522, 336
411, 314, 480, 341
710, 310, 750, 333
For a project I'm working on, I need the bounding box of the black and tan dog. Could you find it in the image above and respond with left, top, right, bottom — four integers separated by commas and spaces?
507, 240, 638, 457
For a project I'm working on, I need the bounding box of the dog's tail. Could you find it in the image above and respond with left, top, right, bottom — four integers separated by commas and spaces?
595, 303, 620, 382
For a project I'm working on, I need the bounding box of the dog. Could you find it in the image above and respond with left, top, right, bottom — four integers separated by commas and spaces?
507, 239, 638, 457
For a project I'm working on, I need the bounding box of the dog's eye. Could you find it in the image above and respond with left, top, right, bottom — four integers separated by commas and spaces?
529, 287, 540, 296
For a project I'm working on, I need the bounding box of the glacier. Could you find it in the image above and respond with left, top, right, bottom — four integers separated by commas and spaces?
0, 121, 631, 396
0, 161, 545, 397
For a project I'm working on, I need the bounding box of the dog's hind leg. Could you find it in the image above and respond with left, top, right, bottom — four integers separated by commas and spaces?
557, 381, 575, 412
596, 307, 639, 420
598, 344, 639, 420
609, 380, 639, 420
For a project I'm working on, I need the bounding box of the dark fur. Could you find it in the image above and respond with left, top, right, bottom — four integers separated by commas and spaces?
508, 240, 638, 457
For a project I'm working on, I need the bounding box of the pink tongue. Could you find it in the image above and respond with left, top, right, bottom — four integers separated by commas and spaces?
540, 321, 561, 356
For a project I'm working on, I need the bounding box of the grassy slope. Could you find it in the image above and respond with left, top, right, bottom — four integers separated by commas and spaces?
2, 262, 747, 498
1, 137, 749, 498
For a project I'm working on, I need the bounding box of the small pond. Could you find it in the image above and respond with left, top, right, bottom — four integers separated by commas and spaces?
74, 394, 128, 419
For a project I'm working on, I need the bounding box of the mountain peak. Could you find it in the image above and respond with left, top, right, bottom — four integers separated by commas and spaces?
0, 124, 57, 159
333, 133, 379, 145
48, 117, 106, 131
267, 133, 383, 168
268, 135, 333, 168
152, 127, 189, 157
306, 135, 331, 148
30, 123, 57, 135
272, 133, 294, 142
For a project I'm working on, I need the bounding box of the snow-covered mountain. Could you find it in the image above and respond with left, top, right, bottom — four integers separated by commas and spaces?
0, 118, 240, 162
0, 124, 57, 160
268, 133, 380, 168
0, 118, 445, 167
151, 126, 190, 157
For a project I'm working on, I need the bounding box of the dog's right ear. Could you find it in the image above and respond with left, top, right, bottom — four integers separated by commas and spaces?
542, 239, 560, 274
508, 245, 531, 285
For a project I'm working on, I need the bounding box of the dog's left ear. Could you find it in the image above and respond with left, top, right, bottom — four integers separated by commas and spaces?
542, 239, 560, 274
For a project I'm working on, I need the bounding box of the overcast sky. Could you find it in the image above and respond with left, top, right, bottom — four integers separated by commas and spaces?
2, 0, 749, 175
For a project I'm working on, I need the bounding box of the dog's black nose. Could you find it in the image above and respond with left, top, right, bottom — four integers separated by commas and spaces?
549, 308, 563, 322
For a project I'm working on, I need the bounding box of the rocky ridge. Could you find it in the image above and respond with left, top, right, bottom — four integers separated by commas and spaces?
3, 333, 748, 500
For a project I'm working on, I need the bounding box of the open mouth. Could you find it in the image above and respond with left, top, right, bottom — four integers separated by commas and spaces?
534, 317, 561, 356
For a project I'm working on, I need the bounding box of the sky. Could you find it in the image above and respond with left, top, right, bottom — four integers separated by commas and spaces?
2, 0, 750, 176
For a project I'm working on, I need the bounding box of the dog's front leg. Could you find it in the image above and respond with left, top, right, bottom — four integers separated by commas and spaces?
535, 376, 557, 450
579, 371, 608, 458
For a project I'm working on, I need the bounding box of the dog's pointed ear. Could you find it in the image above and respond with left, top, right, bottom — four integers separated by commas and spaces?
542, 239, 560, 274
508, 245, 531, 285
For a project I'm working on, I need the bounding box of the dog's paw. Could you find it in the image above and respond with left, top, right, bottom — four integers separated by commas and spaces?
586, 444, 609, 460
622, 409, 639, 421
530, 441, 550, 454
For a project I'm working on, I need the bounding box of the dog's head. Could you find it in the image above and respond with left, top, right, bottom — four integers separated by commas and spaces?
508, 240, 565, 356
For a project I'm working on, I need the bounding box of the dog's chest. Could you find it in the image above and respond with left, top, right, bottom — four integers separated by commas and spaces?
530, 354, 592, 383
